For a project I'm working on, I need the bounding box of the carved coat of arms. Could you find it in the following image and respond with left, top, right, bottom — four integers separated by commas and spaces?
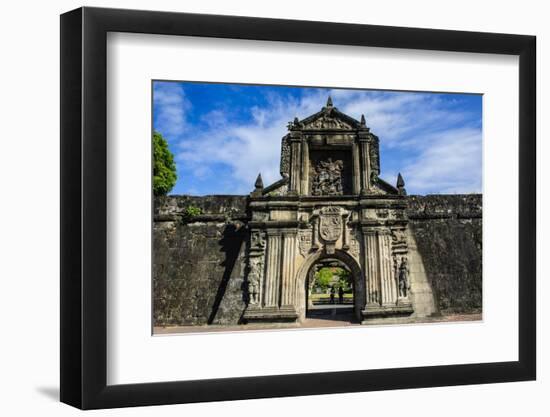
319, 211, 342, 242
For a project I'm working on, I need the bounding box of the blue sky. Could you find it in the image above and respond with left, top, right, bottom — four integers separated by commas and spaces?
153, 81, 482, 196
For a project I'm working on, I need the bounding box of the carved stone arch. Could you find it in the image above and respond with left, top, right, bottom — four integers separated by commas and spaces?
294, 249, 365, 322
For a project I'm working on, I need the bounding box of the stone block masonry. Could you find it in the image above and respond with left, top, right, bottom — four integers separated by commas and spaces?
407, 194, 482, 315
153, 195, 249, 326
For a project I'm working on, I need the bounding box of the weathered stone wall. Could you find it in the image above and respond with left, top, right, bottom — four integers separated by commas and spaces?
407, 194, 482, 315
153, 196, 249, 327
153, 194, 482, 326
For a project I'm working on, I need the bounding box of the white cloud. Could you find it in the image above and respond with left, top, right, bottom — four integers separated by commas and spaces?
153, 82, 190, 138
401, 127, 482, 194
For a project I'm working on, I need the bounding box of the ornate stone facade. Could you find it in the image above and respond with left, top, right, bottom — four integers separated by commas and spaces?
243, 98, 418, 323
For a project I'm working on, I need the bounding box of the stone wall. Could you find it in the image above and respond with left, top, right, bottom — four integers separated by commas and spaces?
153, 194, 482, 327
153, 196, 249, 327
407, 194, 482, 315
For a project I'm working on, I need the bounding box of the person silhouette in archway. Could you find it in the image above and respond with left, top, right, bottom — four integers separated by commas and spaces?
330, 286, 335, 304
338, 286, 344, 304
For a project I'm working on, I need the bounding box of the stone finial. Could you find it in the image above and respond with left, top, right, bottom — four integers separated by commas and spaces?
251, 173, 264, 197
288, 117, 301, 131
255, 173, 264, 189
326, 96, 333, 107
397, 173, 407, 195
360, 114, 366, 127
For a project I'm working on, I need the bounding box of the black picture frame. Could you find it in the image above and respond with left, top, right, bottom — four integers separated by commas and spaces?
60, 6, 536, 410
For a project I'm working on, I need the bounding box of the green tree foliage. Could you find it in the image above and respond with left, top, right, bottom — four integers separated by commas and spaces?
153, 131, 177, 196
314, 267, 334, 290
313, 267, 352, 292
335, 269, 352, 292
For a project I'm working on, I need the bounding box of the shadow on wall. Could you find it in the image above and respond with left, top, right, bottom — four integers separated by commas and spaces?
207, 222, 247, 324
153, 219, 247, 327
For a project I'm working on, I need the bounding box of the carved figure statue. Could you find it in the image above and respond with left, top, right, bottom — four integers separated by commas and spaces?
248, 260, 262, 304
312, 158, 344, 196
398, 257, 410, 298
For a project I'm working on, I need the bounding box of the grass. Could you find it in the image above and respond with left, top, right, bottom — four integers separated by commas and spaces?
311, 293, 353, 300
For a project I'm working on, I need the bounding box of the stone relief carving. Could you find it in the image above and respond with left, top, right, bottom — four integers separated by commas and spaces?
369, 137, 380, 174
252, 212, 269, 222
280, 137, 290, 177
396, 256, 410, 298
348, 228, 361, 259
376, 209, 389, 218
319, 207, 343, 243
250, 231, 266, 250
304, 115, 353, 130
391, 228, 407, 245
312, 158, 344, 196
298, 229, 312, 257
247, 257, 263, 305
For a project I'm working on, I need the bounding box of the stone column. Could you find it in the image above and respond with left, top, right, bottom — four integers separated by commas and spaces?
359, 139, 371, 193
300, 139, 309, 195
263, 231, 282, 307
289, 139, 302, 194
352, 141, 361, 194
378, 231, 397, 305
281, 232, 297, 307
363, 231, 380, 305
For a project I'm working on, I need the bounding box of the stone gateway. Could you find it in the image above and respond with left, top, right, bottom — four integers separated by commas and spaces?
153, 98, 482, 328
243, 97, 418, 323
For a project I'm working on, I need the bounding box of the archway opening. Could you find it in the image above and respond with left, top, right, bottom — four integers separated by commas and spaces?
305, 258, 359, 323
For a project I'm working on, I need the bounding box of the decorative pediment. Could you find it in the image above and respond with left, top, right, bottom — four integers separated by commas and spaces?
302, 112, 355, 130
291, 97, 364, 132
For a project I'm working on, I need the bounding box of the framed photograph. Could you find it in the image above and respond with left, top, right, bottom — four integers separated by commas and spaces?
60, 6, 536, 410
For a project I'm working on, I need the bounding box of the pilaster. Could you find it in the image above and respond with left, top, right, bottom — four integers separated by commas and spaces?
359, 137, 371, 194
300, 139, 309, 195
289, 134, 302, 195
378, 230, 397, 305
363, 230, 380, 305
263, 230, 282, 307
281, 232, 297, 306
